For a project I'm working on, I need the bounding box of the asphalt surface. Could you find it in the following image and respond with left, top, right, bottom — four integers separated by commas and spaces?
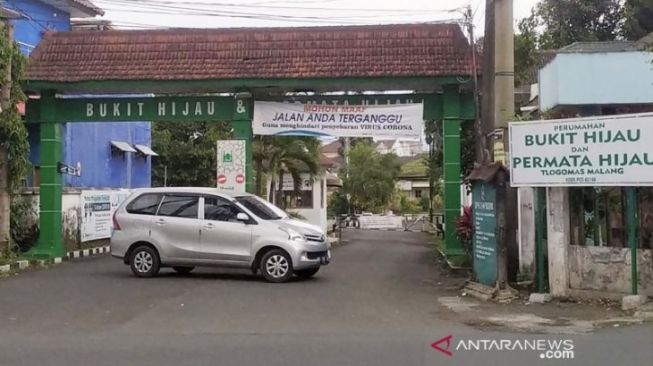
0, 230, 651, 366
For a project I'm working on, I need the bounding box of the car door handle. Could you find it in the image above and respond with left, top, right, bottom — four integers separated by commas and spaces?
204, 222, 215, 230
155, 219, 166, 225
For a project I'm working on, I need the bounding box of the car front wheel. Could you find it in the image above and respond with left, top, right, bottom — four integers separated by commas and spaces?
260, 249, 293, 283
129, 245, 160, 278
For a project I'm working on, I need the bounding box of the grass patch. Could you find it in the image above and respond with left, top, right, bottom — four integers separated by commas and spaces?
448, 255, 472, 268
433, 235, 472, 268
0, 251, 20, 266
433, 235, 445, 253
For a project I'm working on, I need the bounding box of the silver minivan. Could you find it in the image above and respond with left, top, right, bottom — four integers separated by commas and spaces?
110, 187, 330, 283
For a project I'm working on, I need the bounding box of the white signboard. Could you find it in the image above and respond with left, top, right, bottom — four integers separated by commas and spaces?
217, 140, 246, 192
253, 101, 423, 138
358, 215, 404, 230
279, 173, 312, 191
509, 113, 653, 186
81, 190, 130, 242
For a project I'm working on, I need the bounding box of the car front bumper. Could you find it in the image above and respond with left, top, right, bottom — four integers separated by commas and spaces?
291, 242, 331, 269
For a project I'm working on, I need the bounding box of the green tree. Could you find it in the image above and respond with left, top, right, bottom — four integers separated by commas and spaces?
425, 120, 475, 182
342, 142, 400, 213
514, 1, 629, 86
514, 13, 540, 86
622, 0, 653, 40
253, 136, 320, 205
0, 24, 29, 253
535, 0, 622, 49
151, 122, 231, 187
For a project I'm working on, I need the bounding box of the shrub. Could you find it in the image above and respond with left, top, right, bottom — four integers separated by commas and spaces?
455, 206, 473, 254
10, 196, 39, 253
419, 195, 431, 212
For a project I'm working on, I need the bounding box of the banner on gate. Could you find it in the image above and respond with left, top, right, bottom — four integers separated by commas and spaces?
252, 101, 423, 138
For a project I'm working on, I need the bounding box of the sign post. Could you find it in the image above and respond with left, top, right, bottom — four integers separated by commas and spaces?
472, 181, 498, 286
509, 113, 653, 296
465, 163, 515, 299
509, 113, 653, 187
216, 140, 246, 193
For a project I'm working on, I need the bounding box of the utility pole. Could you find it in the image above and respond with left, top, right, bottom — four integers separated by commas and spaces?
0, 17, 13, 253
492, 0, 516, 290
464, 5, 485, 164
343, 137, 351, 215
493, 0, 515, 133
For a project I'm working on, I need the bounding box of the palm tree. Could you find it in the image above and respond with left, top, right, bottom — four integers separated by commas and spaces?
253, 136, 320, 206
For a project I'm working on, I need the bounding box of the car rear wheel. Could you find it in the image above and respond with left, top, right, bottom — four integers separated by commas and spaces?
260, 249, 293, 283
294, 267, 319, 279
129, 245, 160, 278
172, 266, 195, 275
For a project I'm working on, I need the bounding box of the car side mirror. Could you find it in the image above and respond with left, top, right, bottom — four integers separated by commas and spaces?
236, 213, 250, 222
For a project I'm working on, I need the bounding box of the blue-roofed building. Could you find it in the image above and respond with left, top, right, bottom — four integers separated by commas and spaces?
5, 0, 154, 189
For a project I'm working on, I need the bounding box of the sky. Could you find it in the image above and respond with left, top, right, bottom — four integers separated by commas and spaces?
92, 0, 540, 37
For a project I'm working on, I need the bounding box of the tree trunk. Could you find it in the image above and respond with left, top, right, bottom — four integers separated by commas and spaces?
0, 147, 9, 253
276, 169, 284, 208
268, 175, 276, 203
0, 20, 13, 253
254, 158, 263, 196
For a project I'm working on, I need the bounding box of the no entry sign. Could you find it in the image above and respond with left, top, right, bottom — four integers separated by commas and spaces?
216, 140, 246, 192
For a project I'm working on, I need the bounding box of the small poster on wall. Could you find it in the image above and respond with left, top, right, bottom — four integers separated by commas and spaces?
81, 190, 130, 242
217, 140, 246, 193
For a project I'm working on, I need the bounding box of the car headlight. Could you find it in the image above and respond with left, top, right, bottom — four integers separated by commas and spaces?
279, 227, 304, 241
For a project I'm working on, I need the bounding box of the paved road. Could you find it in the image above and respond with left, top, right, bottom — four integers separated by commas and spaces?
0, 230, 650, 366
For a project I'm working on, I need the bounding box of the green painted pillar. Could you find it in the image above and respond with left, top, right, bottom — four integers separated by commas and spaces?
442, 86, 464, 256
29, 93, 64, 258
232, 97, 254, 193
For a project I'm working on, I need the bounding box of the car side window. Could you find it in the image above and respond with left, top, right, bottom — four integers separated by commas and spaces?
204, 196, 242, 222
126, 194, 163, 215
157, 195, 199, 219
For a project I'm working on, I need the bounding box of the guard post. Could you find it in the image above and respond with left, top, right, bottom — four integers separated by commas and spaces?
465, 163, 515, 300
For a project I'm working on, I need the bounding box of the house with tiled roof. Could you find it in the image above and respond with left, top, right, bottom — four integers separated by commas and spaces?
375, 139, 424, 157
395, 154, 429, 199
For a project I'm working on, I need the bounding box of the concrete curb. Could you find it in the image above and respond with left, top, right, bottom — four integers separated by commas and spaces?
66, 245, 110, 261
0, 245, 110, 277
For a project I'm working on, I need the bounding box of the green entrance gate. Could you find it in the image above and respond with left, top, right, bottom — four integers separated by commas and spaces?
23, 25, 476, 259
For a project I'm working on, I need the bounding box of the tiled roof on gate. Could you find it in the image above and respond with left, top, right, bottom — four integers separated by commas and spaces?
26, 23, 474, 82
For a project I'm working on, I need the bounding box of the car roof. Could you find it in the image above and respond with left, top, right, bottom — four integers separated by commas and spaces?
130, 187, 254, 198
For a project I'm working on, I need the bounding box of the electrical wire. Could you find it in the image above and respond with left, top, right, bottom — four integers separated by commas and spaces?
93, 0, 463, 25
95, 0, 457, 14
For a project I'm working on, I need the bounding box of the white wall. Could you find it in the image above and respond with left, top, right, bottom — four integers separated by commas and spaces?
21, 188, 130, 250
291, 176, 328, 232
540, 52, 653, 111
275, 173, 327, 232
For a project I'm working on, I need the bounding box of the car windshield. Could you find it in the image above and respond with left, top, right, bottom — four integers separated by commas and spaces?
235, 195, 287, 220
